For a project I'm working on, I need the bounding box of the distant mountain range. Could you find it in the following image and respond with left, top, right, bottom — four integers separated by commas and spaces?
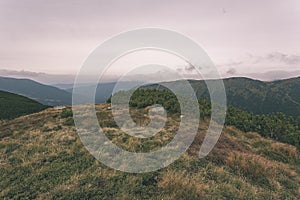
1, 76, 300, 116
0, 77, 72, 106
68, 81, 143, 103
0, 76, 141, 106
0, 90, 49, 119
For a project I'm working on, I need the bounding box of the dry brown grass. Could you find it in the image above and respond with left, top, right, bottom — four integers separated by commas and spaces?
158, 170, 208, 199
0, 104, 299, 199
226, 150, 299, 191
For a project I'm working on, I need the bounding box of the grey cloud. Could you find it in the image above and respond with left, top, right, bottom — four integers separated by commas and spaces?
245, 70, 300, 81
184, 64, 196, 71
226, 68, 237, 75
217, 61, 243, 68
0, 69, 75, 84
0, 69, 45, 77
265, 52, 300, 65
227, 61, 243, 66
220, 52, 300, 69
248, 52, 300, 66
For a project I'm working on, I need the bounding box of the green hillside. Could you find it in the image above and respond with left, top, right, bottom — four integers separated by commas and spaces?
0, 105, 299, 199
144, 77, 300, 117
110, 88, 300, 150
223, 77, 300, 116
0, 90, 49, 120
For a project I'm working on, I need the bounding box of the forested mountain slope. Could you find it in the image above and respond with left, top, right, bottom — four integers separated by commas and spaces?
143, 77, 300, 116
0, 90, 49, 120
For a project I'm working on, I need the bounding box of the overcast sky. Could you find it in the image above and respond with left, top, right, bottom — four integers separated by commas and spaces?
0, 0, 300, 83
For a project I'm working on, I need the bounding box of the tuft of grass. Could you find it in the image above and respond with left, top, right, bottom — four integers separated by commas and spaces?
60, 108, 73, 118
158, 170, 206, 199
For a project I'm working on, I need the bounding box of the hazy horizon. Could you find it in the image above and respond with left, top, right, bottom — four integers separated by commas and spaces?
1, 68, 300, 85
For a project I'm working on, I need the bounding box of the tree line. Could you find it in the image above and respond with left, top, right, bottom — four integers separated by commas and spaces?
108, 89, 300, 150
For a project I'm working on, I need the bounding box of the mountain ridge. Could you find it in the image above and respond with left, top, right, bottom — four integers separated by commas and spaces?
1, 75, 300, 116
143, 76, 300, 116
0, 76, 72, 106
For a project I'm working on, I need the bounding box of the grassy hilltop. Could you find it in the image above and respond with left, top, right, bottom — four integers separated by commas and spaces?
0, 105, 299, 199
